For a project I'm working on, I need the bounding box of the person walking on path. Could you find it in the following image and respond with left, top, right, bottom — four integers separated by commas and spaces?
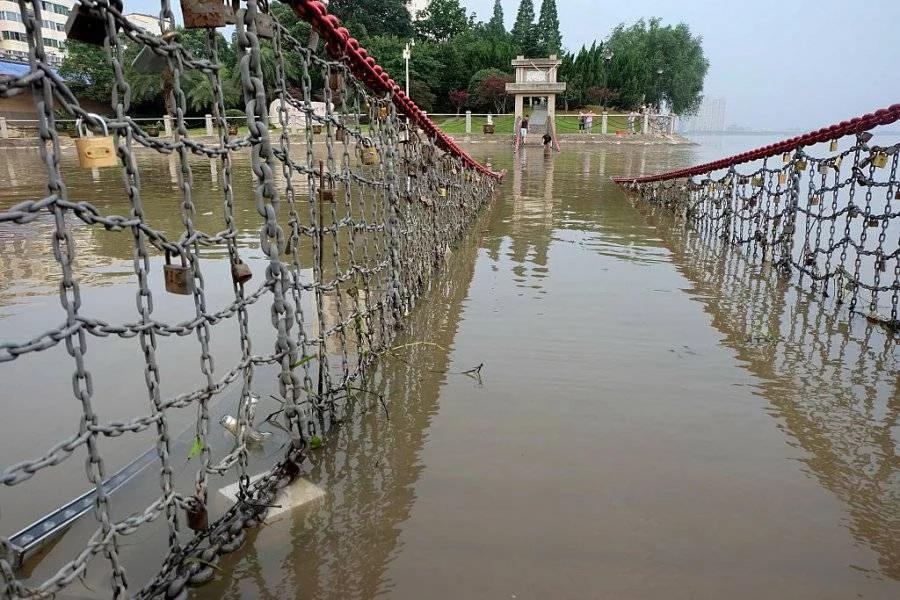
519, 115, 529, 146
585, 111, 594, 134
578, 111, 585, 131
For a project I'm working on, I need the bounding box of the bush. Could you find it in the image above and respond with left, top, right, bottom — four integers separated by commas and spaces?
224, 108, 245, 118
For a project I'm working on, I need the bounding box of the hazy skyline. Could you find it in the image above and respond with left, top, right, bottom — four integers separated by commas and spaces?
467, 0, 899, 130
126, 0, 899, 130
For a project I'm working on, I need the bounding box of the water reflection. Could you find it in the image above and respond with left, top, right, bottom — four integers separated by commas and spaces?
633, 198, 900, 579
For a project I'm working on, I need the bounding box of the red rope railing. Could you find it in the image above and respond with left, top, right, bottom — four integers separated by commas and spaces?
287, 0, 502, 179
613, 103, 900, 184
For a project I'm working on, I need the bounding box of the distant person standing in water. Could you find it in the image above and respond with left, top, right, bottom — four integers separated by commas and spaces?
542, 131, 553, 153
519, 115, 529, 146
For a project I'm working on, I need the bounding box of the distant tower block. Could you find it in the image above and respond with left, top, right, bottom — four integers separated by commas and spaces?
506, 55, 567, 129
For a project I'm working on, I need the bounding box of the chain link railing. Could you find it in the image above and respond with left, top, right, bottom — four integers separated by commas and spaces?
0, 1, 499, 598
614, 105, 900, 332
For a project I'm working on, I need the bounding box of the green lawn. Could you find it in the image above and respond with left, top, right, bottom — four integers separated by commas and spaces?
430, 114, 633, 135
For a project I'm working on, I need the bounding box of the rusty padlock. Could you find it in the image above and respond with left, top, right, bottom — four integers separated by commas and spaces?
185, 497, 209, 532
318, 184, 335, 203
360, 140, 379, 166
180, 0, 235, 29
809, 194, 820, 206
867, 216, 880, 228
65, 0, 123, 46
231, 257, 252, 285
75, 114, 117, 169
255, 10, 276, 39
335, 126, 346, 143
327, 72, 344, 104
164, 251, 193, 295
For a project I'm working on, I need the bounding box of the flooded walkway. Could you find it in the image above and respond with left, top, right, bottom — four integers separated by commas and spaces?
195, 145, 898, 599
1, 143, 898, 599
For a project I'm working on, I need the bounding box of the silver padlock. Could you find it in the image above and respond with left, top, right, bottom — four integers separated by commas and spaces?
131, 31, 180, 75
65, 0, 123, 46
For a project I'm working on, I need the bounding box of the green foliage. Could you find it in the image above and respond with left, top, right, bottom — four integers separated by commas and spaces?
327, 0, 413, 39
604, 18, 708, 114
188, 436, 204, 460
488, 0, 505, 37
536, 0, 561, 56
511, 0, 540, 57
415, 0, 470, 41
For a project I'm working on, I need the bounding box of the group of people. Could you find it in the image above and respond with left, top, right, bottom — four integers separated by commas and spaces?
517, 115, 554, 150
577, 111, 596, 133
626, 104, 658, 133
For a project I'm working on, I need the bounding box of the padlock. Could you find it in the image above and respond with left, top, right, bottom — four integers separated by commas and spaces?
318, 186, 335, 202
751, 175, 762, 187
809, 194, 820, 206
185, 497, 208, 532
327, 72, 344, 104
872, 152, 888, 168
75, 114, 117, 169
867, 217, 880, 228
230, 257, 252, 285
829, 139, 838, 152
805, 254, 815, 267
255, 10, 276, 39
378, 105, 389, 119
407, 166, 418, 178
360, 141, 379, 166
777, 172, 786, 185
833, 156, 842, 169
439, 187, 447, 197
131, 31, 180, 74
164, 251, 193, 295
181, 0, 235, 29
65, 0, 123, 46
795, 158, 807, 171
782, 152, 790, 163
818, 162, 829, 174
335, 126, 346, 143
874, 253, 886, 272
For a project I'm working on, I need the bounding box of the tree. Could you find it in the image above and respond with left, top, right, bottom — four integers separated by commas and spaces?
487, 0, 506, 37
475, 72, 513, 113
604, 18, 708, 114
448, 90, 470, 114
327, 0, 413, 39
587, 86, 619, 107
511, 0, 539, 56
536, 0, 561, 56
415, 0, 471, 41
409, 80, 437, 112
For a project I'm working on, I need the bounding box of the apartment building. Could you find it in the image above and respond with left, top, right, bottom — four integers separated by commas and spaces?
0, 0, 73, 67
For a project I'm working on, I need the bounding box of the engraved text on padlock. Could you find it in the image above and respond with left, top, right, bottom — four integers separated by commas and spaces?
181, 0, 235, 29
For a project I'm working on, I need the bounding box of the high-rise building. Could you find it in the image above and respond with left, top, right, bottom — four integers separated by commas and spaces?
0, 0, 73, 67
408, 0, 429, 17
680, 97, 727, 133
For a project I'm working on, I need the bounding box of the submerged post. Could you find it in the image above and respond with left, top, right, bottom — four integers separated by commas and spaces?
465, 110, 471, 134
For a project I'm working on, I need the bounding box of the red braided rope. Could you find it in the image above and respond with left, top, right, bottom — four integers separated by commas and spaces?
612, 103, 900, 185
286, 0, 502, 179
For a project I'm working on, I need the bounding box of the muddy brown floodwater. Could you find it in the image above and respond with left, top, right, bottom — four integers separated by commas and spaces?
0, 140, 898, 599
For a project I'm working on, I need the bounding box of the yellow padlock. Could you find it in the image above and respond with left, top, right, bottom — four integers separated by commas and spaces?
782, 152, 790, 163
751, 175, 762, 187
75, 114, 117, 169
794, 158, 807, 171
360, 140, 379, 166
439, 187, 447, 197
829, 139, 838, 152
777, 172, 786, 185
378, 105, 389, 119
872, 152, 888, 168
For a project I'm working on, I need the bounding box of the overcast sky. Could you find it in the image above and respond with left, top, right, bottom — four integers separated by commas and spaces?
129, 0, 899, 130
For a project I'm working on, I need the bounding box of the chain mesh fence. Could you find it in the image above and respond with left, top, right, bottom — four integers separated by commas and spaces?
615, 107, 900, 332
0, 1, 498, 598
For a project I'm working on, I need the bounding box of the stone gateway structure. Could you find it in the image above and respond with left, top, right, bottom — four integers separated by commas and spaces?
505, 55, 566, 137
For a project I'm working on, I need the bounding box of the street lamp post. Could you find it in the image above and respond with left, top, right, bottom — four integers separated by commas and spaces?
655, 68, 664, 110
402, 40, 414, 98
602, 48, 613, 89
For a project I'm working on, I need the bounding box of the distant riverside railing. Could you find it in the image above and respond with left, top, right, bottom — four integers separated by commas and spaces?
0, 113, 678, 139
614, 104, 900, 330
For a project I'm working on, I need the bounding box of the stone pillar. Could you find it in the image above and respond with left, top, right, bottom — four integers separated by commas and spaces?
205, 114, 214, 136
642, 112, 649, 135
465, 110, 471, 134
547, 95, 556, 132
601, 112, 608, 135
514, 94, 524, 123
163, 114, 173, 136
0, 117, 7, 139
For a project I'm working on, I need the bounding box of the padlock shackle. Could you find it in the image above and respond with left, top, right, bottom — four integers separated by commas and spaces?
76, 113, 109, 138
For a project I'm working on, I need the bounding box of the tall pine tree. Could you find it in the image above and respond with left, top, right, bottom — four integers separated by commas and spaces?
488, 0, 505, 37
511, 0, 539, 56
536, 0, 562, 56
